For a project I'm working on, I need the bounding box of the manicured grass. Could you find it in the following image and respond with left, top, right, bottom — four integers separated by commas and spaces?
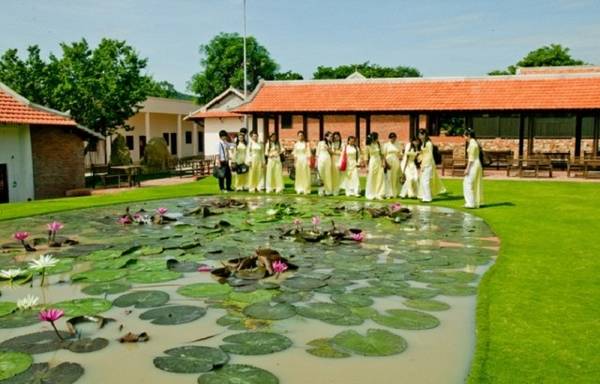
0, 177, 598, 383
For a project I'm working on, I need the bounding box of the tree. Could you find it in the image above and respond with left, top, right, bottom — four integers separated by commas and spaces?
188, 32, 279, 104
488, 44, 587, 75
110, 134, 132, 165
146, 79, 195, 100
313, 62, 421, 79
143, 137, 171, 171
0, 38, 151, 137
274, 70, 303, 80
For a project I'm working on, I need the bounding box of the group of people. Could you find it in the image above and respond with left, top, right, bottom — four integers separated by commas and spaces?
215, 127, 483, 208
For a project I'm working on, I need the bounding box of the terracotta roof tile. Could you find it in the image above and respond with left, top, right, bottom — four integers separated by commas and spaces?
234, 75, 600, 113
0, 86, 76, 126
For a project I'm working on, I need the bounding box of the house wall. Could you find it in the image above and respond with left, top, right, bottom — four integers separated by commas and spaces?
0, 124, 35, 202
30, 125, 85, 199
204, 116, 248, 156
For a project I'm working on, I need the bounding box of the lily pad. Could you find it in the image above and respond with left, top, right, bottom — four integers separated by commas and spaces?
397, 287, 440, 300
93, 257, 137, 270
0, 310, 38, 329
281, 277, 327, 291
197, 364, 279, 384
177, 283, 233, 299
81, 282, 132, 296
331, 328, 407, 356
0, 351, 32, 380
127, 270, 182, 284
404, 299, 450, 311
296, 302, 353, 324
330, 293, 374, 307
45, 259, 74, 275
243, 302, 296, 320
372, 309, 440, 330
228, 290, 274, 304
64, 337, 109, 353
139, 305, 206, 325
1, 362, 84, 384
71, 269, 128, 283
0, 302, 17, 317
84, 249, 124, 261
153, 346, 229, 373
54, 298, 112, 317
220, 332, 292, 355
113, 290, 169, 308
0, 331, 70, 354
306, 338, 350, 358
272, 291, 313, 304
428, 283, 477, 296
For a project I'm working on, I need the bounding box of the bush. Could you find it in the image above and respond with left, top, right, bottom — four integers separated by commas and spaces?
143, 137, 171, 171
110, 134, 132, 165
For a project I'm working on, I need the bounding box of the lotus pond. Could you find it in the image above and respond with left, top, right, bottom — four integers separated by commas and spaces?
0, 196, 498, 383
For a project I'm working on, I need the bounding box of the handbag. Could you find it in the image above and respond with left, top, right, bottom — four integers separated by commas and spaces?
339, 146, 348, 171
212, 164, 226, 179
235, 163, 249, 174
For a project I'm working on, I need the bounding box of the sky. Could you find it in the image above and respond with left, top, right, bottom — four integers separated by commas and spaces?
1, 0, 599, 92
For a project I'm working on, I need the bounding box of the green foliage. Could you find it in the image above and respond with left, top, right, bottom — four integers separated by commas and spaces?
488, 44, 587, 75
143, 137, 171, 171
273, 70, 303, 80
146, 79, 194, 100
110, 134, 132, 166
313, 61, 421, 79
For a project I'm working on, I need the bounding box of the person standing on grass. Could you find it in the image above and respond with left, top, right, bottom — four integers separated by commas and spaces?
330, 132, 343, 196
246, 130, 264, 193
463, 129, 483, 208
216, 130, 233, 193
383, 132, 403, 198
265, 133, 284, 194
317, 131, 333, 196
365, 132, 386, 200
293, 130, 311, 195
233, 131, 249, 191
400, 136, 420, 199
417, 129, 446, 202
341, 135, 361, 197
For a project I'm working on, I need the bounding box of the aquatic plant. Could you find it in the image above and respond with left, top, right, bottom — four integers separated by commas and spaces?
156, 207, 168, 216
46, 221, 64, 244
0, 268, 24, 285
13, 231, 35, 252
293, 218, 302, 230
29, 254, 59, 287
351, 232, 365, 242
272, 260, 288, 278
38, 308, 65, 340
312, 216, 321, 231
17, 294, 39, 310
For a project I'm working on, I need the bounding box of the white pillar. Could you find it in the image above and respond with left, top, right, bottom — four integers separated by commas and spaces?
145, 112, 151, 139
105, 134, 112, 163
192, 122, 199, 156
177, 114, 183, 158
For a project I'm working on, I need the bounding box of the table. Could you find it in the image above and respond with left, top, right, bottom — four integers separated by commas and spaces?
111, 165, 142, 187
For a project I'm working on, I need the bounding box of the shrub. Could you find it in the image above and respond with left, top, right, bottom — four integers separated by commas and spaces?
110, 134, 132, 165
143, 137, 171, 171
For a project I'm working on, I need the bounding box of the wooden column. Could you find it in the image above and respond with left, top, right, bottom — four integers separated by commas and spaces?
355, 114, 361, 144
252, 115, 258, 133
302, 114, 308, 139
593, 114, 600, 158
518, 114, 525, 158
319, 114, 324, 140
527, 115, 535, 156
365, 114, 371, 137
274, 114, 280, 139
262, 115, 269, 142
574, 114, 583, 158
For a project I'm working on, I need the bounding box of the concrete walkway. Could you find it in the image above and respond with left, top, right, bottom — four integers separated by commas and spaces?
91, 176, 200, 195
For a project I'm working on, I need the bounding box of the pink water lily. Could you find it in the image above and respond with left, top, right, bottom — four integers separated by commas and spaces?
47, 221, 64, 243
389, 203, 403, 213
351, 232, 365, 242
311, 216, 320, 226
197, 265, 212, 272
293, 218, 302, 229
272, 260, 288, 277
118, 216, 132, 225
156, 207, 168, 216
38, 308, 65, 340
13, 231, 30, 241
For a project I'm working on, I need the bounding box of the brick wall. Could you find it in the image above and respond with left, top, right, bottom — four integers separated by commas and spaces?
30, 125, 86, 199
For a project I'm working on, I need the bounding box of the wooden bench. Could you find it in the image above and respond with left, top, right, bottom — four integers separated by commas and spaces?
507, 157, 553, 178
567, 157, 586, 178
583, 160, 600, 179
485, 150, 514, 170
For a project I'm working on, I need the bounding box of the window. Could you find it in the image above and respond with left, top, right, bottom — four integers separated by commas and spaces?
472, 116, 498, 138
170, 133, 177, 155
198, 132, 204, 153
139, 136, 146, 158
281, 114, 293, 129
498, 116, 520, 138
185, 131, 192, 144
534, 116, 575, 138
582, 116, 595, 139
163, 133, 170, 144
125, 135, 134, 150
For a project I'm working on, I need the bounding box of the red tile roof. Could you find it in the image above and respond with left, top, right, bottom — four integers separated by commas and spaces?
234, 75, 600, 113
0, 85, 77, 126
187, 110, 243, 120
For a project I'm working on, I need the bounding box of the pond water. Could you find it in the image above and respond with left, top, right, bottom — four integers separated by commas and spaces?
0, 196, 498, 384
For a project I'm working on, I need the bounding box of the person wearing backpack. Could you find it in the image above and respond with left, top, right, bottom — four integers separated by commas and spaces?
417, 129, 446, 202
463, 129, 483, 208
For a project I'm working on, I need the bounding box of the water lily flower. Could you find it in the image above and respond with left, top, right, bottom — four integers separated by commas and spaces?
38, 308, 65, 340
351, 232, 365, 242
197, 265, 212, 272
29, 254, 59, 287
272, 260, 288, 277
46, 221, 64, 243
266, 208, 278, 216
155, 207, 168, 216
311, 216, 321, 232
293, 218, 302, 230
17, 294, 39, 310
13, 231, 30, 242
118, 216, 132, 225
0, 268, 24, 285
390, 203, 403, 213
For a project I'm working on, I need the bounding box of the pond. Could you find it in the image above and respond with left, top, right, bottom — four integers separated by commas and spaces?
0, 196, 498, 384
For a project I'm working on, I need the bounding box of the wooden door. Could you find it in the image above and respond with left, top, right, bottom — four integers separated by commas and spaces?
0, 164, 8, 203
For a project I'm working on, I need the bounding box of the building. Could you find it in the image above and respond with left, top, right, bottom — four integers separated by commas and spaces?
87, 96, 201, 166
232, 67, 600, 159
0, 82, 103, 203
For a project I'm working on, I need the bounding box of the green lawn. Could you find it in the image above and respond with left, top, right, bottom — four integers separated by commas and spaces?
0, 177, 598, 383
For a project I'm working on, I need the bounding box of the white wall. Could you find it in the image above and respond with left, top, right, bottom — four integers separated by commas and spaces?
0, 124, 35, 202
204, 116, 248, 156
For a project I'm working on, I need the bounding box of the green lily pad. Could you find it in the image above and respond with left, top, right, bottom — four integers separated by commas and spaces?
0, 310, 38, 329
372, 309, 440, 330
0, 351, 32, 380
93, 257, 137, 270
404, 299, 450, 311
306, 338, 351, 358
220, 332, 292, 355
397, 287, 440, 300
330, 293, 374, 307
1, 362, 84, 384
272, 291, 313, 304
281, 277, 327, 291
45, 259, 74, 275
54, 298, 112, 316
296, 302, 355, 324
84, 249, 124, 261
135, 246, 163, 256
229, 290, 274, 304
81, 282, 132, 296
331, 328, 407, 356
127, 270, 182, 284
71, 269, 128, 283
0, 302, 17, 317
197, 364, 279, 384
350, 306, 379, 319
113, 290, 169, 308
153, 346, 229, 373
139, 305, 206, 325
0, 331, 70, 354
350, 286, 396, 297
64, 337, 109, 353
428, 283, 477, 296
177, 283, 232, 299
243, 301, 296, 320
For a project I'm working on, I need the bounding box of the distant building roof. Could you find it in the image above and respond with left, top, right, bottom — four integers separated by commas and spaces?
346, 70, 367, 80
185, 86, 245, 121
233, 74, 600, 113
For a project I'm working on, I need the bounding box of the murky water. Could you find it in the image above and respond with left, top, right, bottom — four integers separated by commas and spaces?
0, 197, 497, 384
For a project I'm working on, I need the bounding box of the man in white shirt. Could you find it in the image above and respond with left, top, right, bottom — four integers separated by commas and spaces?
217, 130, 233, 192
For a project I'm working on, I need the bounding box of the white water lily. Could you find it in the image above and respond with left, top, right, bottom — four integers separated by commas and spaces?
16, 294, 39, 310
0, 268, 24, 279
28, 254, 59, 270
266, 209, 278, 216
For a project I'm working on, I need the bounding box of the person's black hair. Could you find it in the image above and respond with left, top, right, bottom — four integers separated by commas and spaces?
250, 130, 258, 137
235, 131, 247, 146
267, 132, 280, 151
331, 132, 342, 149
297, 130, 305, 137
409, 135, 421, 152
388, 132, 397, 139
418, 129, 430, 147
240, 127, 248, 134
366, 132, 379, 145
465, 128, 476, 139
219, 130, 228, 138
347, 136, 360, 161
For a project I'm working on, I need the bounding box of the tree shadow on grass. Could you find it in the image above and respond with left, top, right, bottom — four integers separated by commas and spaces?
480, 202, 515, 209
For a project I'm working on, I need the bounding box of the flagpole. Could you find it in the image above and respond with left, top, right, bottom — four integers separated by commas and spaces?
243, 0, 248, 128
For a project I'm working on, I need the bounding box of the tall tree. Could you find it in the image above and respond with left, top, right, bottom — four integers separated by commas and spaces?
188, 32, 279, 104
274, 70, 303, 80
313, 62, 421, 79
488, 44, 587, 75
146, 79, 194, 100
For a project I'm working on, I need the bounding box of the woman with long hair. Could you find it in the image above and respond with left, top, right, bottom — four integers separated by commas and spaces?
341, 135, 361, 197
417, 129, 446, 202
330, 132, 343, 196
463, 129, 483, 208
383, 132, 402, 198
316, 131, 333, 196
400, 136, 420, 198
365, 132, 386, 200
293, 130, 311, 195
264, 132, 284, 193
245, 131, 265, 193
233, 131, 249, 191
